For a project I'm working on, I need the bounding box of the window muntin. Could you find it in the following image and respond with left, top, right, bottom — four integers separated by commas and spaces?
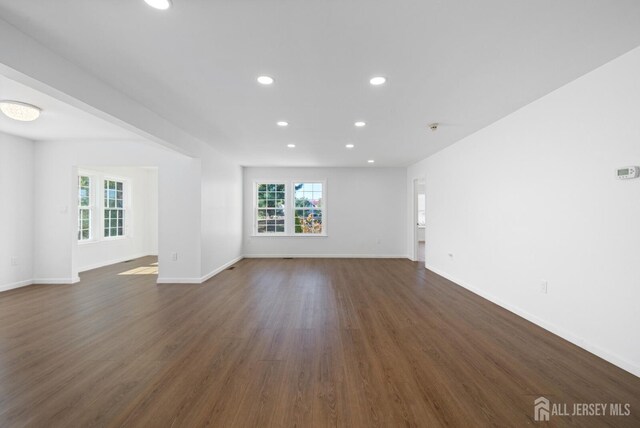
104, 180, 125, 238
78, 175, 91, 241
256, 183, 286, 234
294, 182, 323, 234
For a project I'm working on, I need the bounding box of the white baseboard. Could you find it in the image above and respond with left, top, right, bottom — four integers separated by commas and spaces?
32, 277, 80, 285
156, 277, 202, 284
200, 256, 244, 283
426, 264, 640, 379
156, 256, 244, 284
77, 253, 152, 273
0, 279, 33, 293
243, 254, 408, 259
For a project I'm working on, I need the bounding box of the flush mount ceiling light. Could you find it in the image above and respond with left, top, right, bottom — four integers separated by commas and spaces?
345, 144, 355, 149
257, 76, 275, 85
354, 121, 366, 127
367, 159, 375, 163
0, 101, 41, 122
277, 121, 289, 127
370, 76, 386, 86
287, 144, 296, 148
144, 0, 172, 10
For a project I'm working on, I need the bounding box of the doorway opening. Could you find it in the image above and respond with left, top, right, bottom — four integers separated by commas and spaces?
413, 179, 426, 263
73, 166, 159, 280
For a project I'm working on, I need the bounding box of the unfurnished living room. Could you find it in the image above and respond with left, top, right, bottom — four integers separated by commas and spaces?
0, 1, 639, 427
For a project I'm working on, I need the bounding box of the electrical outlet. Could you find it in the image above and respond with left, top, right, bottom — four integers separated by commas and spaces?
540, 281, 548, 294
10, 257, 18, 266
171, 252, 178, 262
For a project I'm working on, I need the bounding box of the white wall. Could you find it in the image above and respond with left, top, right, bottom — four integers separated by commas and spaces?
200, 146, 244, 279
243, 167, 406, 257
32, 138, 243, 284
33, 139, 202, 283
76, 166, 158, 272
407, 46, 640, 376
0, 132, 34, 292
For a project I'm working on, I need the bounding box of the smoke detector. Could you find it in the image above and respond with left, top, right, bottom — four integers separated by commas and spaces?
428, 123, 439, 132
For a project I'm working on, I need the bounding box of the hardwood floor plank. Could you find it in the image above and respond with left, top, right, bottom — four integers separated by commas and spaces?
0, 256, 638, 427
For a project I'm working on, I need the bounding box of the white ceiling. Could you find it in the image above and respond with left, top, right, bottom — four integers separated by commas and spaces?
0, 74, 142, 142
0, 1, 639, 166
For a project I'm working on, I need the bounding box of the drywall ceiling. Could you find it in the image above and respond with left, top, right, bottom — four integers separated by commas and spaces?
0, 1, 639, 166
0, 74, 142, 142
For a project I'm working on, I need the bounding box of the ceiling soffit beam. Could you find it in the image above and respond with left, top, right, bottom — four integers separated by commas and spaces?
0, 17, 205, 158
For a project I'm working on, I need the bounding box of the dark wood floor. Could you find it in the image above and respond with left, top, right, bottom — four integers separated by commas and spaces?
0, 257, 638, 427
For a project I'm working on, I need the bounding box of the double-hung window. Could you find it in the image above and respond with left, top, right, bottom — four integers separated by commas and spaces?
78, 175, 92, 241
294, 182, 324, 234
254, 181, 326, 236
104, 179, 125, 238
256, 183, 286, 234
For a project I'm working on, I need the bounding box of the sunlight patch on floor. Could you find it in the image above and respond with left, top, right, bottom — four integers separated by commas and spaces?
119, 266, 158, 275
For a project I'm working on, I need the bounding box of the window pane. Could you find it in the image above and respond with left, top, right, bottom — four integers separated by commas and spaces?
295, 208, 323, 234
256, 183, 286, 233
82, 229, 90, 240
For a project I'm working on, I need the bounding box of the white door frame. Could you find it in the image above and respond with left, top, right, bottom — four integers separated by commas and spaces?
412, 178, 425, 262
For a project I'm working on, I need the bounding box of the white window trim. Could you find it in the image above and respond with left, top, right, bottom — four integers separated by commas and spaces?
76, 171, 132, 245
252, 179, 327, 237
253, 181, 288, 236
77, 172, 94, 244
102, 175, 131, 241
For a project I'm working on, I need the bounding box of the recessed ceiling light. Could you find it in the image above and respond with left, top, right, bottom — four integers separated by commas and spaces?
355, 121, 366, 127
0, 101, 41, 122
287, 144, 296, 148
277, 121, 289, 127
144, 0, 172, 10
345, 144, 355, 149
367, 159, 375, 163
370, 76, 386, 86
257, 76, 275, 85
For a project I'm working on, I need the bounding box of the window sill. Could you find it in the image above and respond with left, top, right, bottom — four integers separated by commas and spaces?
77, 236, 130, 245
77, 239, 97, 246
251, 234, 328, 238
